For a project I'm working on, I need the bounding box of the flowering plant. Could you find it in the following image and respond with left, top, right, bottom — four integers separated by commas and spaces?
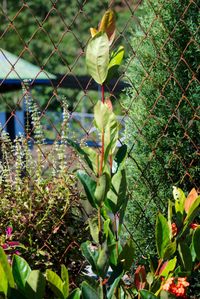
0, 226, 24, 264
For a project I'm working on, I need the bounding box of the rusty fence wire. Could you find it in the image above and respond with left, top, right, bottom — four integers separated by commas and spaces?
0, 0, 199, 272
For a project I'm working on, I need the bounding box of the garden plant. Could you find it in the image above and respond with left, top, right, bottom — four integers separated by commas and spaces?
0, 9, 199, 299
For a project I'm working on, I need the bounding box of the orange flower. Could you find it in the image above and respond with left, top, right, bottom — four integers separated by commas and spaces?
162, 277, 189, 297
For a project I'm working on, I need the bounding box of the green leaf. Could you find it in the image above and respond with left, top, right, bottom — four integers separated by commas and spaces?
81, 241, 98, 274
156, 213, 170, 259
178, 242, 192, 272
106, 168, 127, 214
0, 247, 14, 288
94, 100, 114, 131
0, 262, 8, 296
89, 217, 99, 244
97, 242, 109, 278
94, 172, 110, 206
173, 186, 186, 216
113, 144, 127, 174
46, 269, 65, 299
159, 257, 177, 277
140, 289, 157, 299
86, 32, 109, 84
193, 227, 200, 261
107, 275, 122, 299
77, 170, 97, 208
25, 270, 46, 299
66, 139, 94, 171
181, 195, 200, 236
81, 281, 100, 299
163, 240, 176, 260
61, 265, 69, 298
118, 239, 135, 271
168, 200, 173, 238
106, 46, 124, 82
82, 146, 99, 176
12, 255, 31, 292
68, 288, 81, 299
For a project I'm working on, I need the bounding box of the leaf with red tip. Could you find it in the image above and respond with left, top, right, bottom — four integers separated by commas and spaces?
134, 265, 146, 290
185, 188, 198, 213
98, 10, 116, 45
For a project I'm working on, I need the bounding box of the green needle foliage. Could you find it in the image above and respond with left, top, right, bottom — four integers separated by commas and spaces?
123, 0, 199, 257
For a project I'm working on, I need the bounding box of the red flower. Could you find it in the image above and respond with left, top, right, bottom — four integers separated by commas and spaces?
190, 223, 199, 230
171, 223, 178, 237
162, 277, 189, 297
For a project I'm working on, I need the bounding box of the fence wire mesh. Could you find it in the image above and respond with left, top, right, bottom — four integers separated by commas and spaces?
0, 0, 199, 275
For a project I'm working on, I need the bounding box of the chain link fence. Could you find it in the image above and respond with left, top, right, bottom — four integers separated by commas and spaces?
0, 0, 199, 274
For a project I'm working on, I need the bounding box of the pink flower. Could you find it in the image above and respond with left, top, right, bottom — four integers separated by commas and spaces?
6, 226, 13, 239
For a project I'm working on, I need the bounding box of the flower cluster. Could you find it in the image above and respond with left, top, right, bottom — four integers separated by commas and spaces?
162, 277, 189, 297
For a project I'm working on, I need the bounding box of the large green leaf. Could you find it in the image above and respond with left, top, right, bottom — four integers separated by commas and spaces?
81, 241, 98, 274
66, 139, 94, 171
86, 32, 109, 84
25, 270, 46, 299
0, 262, 8, 296
107, 274, 122, 299
155, 213, 170, 259
89, 217, 99, 244
68, 288, 81, 299
173, 187, 186, 218
81, 281, 101, 299
77, 170, 97, 208
163, 240, 176, 260
46, 269, 65, 299
106, 168, 127, 214
193, 227, 200, 261
97, 242, 109, 278
94, 100, 114, 131
0, 247, 14, 288
106, 46, 124, 82
159, 257, 177, 277
94, 172, 110, 206
113, 144, 127, 174
61, 265, 69, 298
12, 255, 31, 292
140, 289, 157, 299
178, 242, 192, 272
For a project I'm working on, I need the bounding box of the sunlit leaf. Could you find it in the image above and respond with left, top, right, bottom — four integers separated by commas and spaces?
184, 188, 198, 213
12, 255, 31, 292
156, 213, 170, 259
46, 269, 64, 299
25, 270, 46, 299
86, 32, 109, 84
0, 247, 14, 288
77, 170, 97, 208
98, 10, 116, 45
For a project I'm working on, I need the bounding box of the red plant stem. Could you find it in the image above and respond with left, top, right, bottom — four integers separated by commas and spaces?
155, 259, 163, 276
99, 84, 105, 176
